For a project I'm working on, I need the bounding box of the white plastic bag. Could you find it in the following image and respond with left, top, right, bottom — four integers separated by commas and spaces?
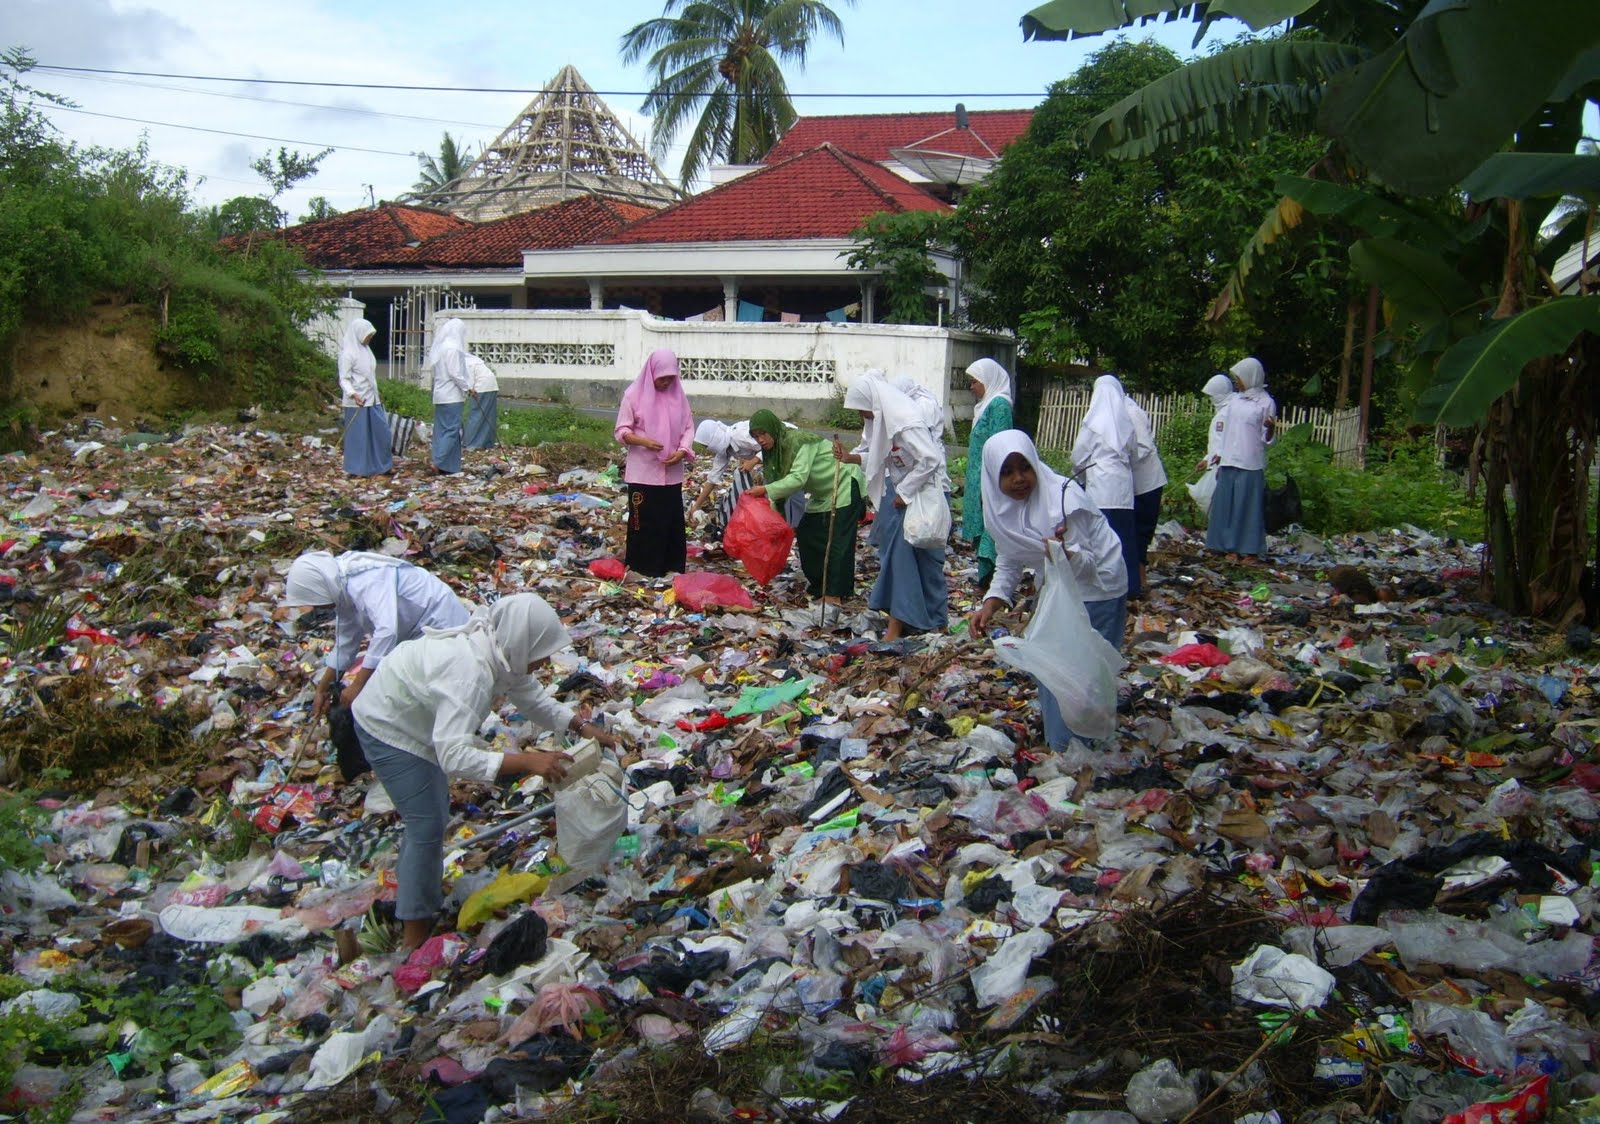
901, 486, 950, 549
1186, 464, 1218, 518
551, 761, 626, 892
992, 543, 1125, 741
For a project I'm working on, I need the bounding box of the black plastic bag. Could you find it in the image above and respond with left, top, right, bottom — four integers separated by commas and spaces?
1264, 474, 1302, 532
327, 704, 369, 782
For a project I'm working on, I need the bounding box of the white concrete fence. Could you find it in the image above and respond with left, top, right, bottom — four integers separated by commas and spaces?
1035, 383, 1365, 468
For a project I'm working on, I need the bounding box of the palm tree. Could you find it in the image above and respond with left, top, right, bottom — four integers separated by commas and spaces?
412, 132, 471, 198
621, 0, 852, 187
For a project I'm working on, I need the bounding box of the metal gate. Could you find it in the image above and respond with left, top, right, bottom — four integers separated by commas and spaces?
387, 284, 477, 384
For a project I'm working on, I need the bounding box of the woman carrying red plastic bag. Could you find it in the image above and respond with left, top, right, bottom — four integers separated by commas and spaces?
744, 409, 866, 603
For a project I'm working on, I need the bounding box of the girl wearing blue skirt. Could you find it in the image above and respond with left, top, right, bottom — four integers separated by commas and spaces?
338, 318, 393, 477
427, 318, 470, 475
463, 354, 499, 450
1204, 357, 1277, 559
836, 372, 948, 641
1072, 375, 1140, 596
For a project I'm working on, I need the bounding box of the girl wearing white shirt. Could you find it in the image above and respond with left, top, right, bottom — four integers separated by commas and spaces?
971, 430, 1127, 750
426, 318, 471, 475
338, 318, 393, 477
1072, 375, 1139, 596
835, 372, 949, 641
463, 354, 499, 450
1205, 357, 1277, 559
351, 594, 617, 950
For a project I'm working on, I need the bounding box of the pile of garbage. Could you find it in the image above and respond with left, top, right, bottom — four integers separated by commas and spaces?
0, 419, 1596, 1123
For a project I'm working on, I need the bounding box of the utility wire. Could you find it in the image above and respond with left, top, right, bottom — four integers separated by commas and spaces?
33, 63, 1040, 99
50, 105, 421, 157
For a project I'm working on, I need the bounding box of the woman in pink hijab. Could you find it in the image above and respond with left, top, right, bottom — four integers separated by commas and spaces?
614, 348, 695, 577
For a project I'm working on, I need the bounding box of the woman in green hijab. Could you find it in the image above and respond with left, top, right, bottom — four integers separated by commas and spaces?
746, 409, 867, 603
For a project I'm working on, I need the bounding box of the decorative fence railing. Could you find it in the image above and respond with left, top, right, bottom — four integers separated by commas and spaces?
1034, 385, 1366, 468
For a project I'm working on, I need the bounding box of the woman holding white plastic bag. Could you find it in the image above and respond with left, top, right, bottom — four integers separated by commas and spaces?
1189, 373, 1236, 515
351, 593, 617, 951
834, 371, 948, 641
970, 431, 1127, 751
426, 318, 471, 475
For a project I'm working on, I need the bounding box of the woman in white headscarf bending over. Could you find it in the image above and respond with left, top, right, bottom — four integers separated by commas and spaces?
688, 419, 763, 540
427, 318, 471, 475
963, 358, 1013, 591
463, 353, 500, 451
835, 372, 949, 641
970, 431, 1127, 751
1072, 375, 1140, 597
282, 550, 470, 780
1205, 357, 1277, 559
338, 318, 393, 477
352, 593, 618, 950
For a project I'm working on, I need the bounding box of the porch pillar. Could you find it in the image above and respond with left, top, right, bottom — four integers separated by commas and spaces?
721, 276, 739, 323
861, 281, 876, 325
588, 278, 604, 311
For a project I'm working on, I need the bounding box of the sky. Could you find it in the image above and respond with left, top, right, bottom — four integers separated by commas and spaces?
2, 0, 1224, 220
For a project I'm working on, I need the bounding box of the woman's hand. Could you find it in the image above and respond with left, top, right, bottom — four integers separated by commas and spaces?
893, 494, 907, 509
501, 750, 574, 782
627, 435, 665, 451
970, 597, 1004, 635
738, 456, 761, 473
831, 439, 860, 464
662, 449, 685, 466
746, 485, 767, 498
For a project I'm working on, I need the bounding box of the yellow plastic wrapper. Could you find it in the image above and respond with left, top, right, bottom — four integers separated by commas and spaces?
457, 871, 549, 929
949, 716, 976, 738
192, 1060, 257, 1098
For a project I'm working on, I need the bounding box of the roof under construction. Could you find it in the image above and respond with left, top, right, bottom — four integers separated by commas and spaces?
421, 65, 682, 222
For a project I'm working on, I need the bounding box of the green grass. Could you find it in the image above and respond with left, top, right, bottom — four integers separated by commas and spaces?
377, 379, 615, 452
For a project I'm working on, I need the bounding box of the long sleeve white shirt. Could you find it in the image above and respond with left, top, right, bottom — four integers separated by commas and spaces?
431, 348, 471, 405
351, 632, 576, 782
1216, 393, 1277, 470
1128, 404, 1168, 494
707, 422, 762, 483
986, 493, 1128, 607
338, 348, 378, 409
327, 563, 470, 673
1071, 425, 1136, 511
881, 424, 945, 504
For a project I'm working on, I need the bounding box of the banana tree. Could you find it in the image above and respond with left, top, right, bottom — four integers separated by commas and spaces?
1018, 0, 1600, 621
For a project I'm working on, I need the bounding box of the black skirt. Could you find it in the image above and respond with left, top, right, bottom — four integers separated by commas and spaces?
626, 483, 687, 577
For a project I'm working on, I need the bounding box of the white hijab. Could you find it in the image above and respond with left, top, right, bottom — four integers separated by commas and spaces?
422, 592, 569, 681
967, 358, 1012, 426
426, 317, 468, 371
890, 375, 947, 437
281, 550, 403, 607
340, 319, 377, 383
1230, 357, 1268, 401
980, 430, 1080, 563
843, 371, 930, 507
1202, 374, 1233, 408
694, 419, 734, 456
1077, 374, 1134, 454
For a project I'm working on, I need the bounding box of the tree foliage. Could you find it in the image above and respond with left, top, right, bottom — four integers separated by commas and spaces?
411, 132, 470, 197
0, 51, 333, 408
954, 39, 1344, 393
620, 0, 852, 185
846, 211, 951, 325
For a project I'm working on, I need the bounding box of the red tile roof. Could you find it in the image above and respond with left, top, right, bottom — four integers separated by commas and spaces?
412, 197, 658, 267
596, 144, 949, 245
248, 204, 472, 269
764, 109, 1034, 165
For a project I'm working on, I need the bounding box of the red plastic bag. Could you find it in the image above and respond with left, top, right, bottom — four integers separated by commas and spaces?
1442, 1075, 1548, 1124
587, 558, 625, 580
723, 492, 794, 586
673, 572, 754, 611
1160, 642, 1231, 667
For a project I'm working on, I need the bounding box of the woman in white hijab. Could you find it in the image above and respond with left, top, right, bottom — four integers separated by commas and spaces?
1071, 374, 1140, 596
426, 318, 471, 475
963, 358, 1013, 590
462, 354, 500, 451
351, 593, 618, 950
338, 318, 393, 477
1197, 373, 1235, 471
834, 371, 948, 641
687, 418, 763, 538
1206, 357, 1277, 559
970, 430, 1127, 750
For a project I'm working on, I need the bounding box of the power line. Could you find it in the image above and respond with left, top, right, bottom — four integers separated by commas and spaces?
34, 63, 1040, 99
49, 105, 421, 157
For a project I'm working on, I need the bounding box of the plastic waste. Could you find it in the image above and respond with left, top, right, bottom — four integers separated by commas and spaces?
458, 871, 550, 929
901, 485, 951, 550
303, 1013, 398, 1091
673, 571, 755, 611
1124, 1057, 1198, 1123
970, 927, 1053, 1007
1186, 464, 1218, 518
992, 543, 1125, 740
722, 492, 795, 586
1231, 945, 1335, 1009
551, 761, 626, 891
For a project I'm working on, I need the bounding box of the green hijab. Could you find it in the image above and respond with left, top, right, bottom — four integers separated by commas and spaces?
750, 409, 824, 479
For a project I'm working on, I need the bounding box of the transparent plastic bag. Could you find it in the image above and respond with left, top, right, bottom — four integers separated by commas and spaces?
552, 762, 626, 892
1186, 464, 1218, 518
902, 486, 951, 549
992, 543, 1125, 741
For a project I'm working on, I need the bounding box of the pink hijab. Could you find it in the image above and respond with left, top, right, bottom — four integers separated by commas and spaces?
620, 348, 692, 458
